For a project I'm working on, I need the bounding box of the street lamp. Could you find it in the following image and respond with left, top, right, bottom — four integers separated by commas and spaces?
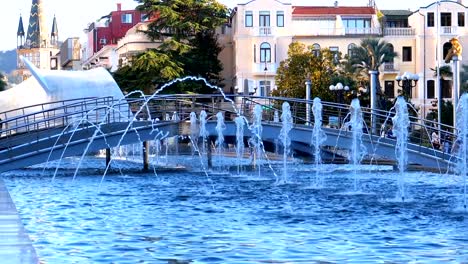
329, 82, 350, 104
329, 82, 350, 127
396, 72, 419, 98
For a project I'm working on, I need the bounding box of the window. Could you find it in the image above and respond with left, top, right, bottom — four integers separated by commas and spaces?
245, 11, 253, 27
427, 80, 435, 99
141, 13, 149, 22
343, 18, 371, 28
330, 46, 339, 64
441, 12, 452, 27
312, 43, 321, 57
427, 12, 434, 27
260, 42, 271, 62
121, 13, 133, 24
443, 42, 453, 60
384, 81, 395, 98
442, 79, 452, 98
402, 46, 412, 62
459, 12, 465, 27
260, 80, 271, 96
384, 44, 395, 63
259, 11, 270, 27
348, 43, 356, 58
277, 11, 284, 27
254, 44, 256, 63
99, 38, 107, 44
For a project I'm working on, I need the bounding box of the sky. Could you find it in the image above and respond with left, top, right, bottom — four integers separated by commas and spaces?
0, 0, 437, 51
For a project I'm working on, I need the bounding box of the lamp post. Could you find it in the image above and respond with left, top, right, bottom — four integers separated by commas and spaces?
395, 72, 419, 99
305, 79, 312, 125
329, 82, 349, 126
329, 82, 350, 104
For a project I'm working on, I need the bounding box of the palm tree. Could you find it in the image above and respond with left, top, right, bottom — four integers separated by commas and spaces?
351, 38, 398, 81
350, 38, 397, 111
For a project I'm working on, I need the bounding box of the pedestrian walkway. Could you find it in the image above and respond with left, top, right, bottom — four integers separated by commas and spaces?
0, 179, 38, 263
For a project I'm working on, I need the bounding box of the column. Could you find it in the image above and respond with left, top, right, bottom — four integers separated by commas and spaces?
369, 70, 379, 134
142, 141, 149, 171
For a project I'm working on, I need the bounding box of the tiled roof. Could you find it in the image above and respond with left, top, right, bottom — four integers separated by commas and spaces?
292, 6, 376, 16
381, 10, 413, 16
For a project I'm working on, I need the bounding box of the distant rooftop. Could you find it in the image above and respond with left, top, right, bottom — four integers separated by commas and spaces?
380, 10, 413, 16
292, 6, 376, 16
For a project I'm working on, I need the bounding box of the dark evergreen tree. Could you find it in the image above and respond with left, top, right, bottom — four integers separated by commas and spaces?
114, 0, 228, 94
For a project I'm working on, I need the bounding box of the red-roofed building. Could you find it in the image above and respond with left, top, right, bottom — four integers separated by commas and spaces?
82, 3, 146, 68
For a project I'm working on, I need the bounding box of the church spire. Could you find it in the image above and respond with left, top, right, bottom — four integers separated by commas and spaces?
17, 15, 25, 48
50, 15, 58, 47
25, 0, 49, 48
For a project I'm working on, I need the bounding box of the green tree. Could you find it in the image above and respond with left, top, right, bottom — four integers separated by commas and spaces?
116, 0, 229, 94
0, 72, 6, 91
273, 42, 338, 101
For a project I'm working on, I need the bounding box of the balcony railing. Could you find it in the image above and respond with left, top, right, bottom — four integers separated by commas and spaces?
384, 27, 415, 36
253, 62, 277, 75
345, 27, 382, 35
441, 26, 458, 35
259, 26, 272, 36
382, 62, 399, 72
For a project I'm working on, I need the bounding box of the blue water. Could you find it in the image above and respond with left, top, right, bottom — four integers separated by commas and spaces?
3, 157, 468, 263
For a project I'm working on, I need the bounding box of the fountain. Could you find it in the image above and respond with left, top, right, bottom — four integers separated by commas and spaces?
311, 97, 327, 187
455, 93, 468, 209
392, 96, 410, 201
345, 98, 366, 192
235, 116, 245, 175
249, 104, 264, 178
279, 102, 293, 184
4, 61, 468, 262
215, 112, 226, 169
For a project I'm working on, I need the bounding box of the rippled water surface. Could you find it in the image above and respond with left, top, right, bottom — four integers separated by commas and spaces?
3, 157, 468, 263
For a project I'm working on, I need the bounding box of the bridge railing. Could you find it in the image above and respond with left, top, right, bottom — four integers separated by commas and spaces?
0, 93, 458, 156
0, 97, 133, 140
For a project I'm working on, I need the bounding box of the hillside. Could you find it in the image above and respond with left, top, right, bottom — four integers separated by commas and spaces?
0, 49, 17, 74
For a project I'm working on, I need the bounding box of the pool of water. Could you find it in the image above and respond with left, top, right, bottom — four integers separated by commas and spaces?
3, 157, 468, 263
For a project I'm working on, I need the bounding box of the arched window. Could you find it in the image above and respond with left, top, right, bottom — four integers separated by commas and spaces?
347, 43, 357, 58
260, 42, 271, 62
312, 43, 321, 57
384, 44, 394, 63
443, 42, 453, 60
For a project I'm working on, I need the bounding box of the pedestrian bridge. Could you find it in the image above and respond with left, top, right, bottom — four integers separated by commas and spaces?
0, 94, 457, 173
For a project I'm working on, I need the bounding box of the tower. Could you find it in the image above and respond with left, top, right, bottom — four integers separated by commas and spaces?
50, 15, 58, 47
17, 15, 25, 49
16, 0, 60, 80
25, 0, 49, 48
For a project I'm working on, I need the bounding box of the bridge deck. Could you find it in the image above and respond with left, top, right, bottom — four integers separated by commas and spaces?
0, 178, 38, 263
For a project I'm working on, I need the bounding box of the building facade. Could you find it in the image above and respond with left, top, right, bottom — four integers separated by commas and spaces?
221, 0, 468, 118
82, 3, 145, 69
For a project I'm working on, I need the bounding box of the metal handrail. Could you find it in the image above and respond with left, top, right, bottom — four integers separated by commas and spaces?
0, 94, 457, 158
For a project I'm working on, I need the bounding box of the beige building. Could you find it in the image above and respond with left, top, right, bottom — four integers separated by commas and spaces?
220, 0, 468, 118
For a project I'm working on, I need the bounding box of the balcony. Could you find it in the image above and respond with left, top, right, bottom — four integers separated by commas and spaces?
242, 27, 276, 37
383, 27, 415, 36
345, 27, 382, 35
382, 62, 399, 73
441, 26, 458, 35
253, 62, 277, 75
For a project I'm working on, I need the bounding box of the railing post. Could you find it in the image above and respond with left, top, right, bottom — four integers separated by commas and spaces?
106, 148, 111, 168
